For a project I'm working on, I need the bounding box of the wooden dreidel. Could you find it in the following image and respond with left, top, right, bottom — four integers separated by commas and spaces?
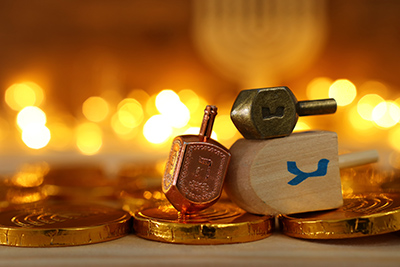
224, 131, 379, 215
162, 105, 231, 214
230, 86, 337, 139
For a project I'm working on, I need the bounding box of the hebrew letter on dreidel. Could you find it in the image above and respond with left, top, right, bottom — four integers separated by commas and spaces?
287, 159, 330, 186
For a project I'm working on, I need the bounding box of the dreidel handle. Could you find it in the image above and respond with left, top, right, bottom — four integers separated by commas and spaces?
338, 150, 379, 169
296, 98, 337, 116
199, 105, 218, 142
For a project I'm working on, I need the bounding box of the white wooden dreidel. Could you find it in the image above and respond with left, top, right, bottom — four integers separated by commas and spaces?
224, 131, 379, 215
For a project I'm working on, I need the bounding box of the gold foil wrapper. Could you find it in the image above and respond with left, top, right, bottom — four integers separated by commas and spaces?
43, 165, 117, 201
133, 201, 274, 244
279, 192, 400, 239
0, 163, 49, 208
0, 202, 132, 247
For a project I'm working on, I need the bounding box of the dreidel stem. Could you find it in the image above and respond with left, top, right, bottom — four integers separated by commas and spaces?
199, 105, 218, 142
296, 98, 337, 116
338, 150, 379, 169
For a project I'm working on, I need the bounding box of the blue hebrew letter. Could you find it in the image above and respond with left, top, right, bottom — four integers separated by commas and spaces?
287, 159, 330, 186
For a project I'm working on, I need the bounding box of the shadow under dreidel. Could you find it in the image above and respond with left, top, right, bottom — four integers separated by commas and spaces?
133, 199, 274, 245
43, 165, 117, 201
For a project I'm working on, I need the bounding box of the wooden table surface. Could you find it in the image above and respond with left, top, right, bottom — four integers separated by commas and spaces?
1, 230, 400, 267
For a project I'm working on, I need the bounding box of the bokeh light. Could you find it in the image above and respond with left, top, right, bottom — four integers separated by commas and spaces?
5, 82, 44, 111
82, 96, 109, 122
178, 89, 200, 112
117, 98, 144, 128
155, 90, 190, 128
359, 80, 388, 97
17, 106, 47, 130
128, 89, 150, 104
348, 106, 374, 130
11, 163, 49, 187
306, 77, 333, 100
389, 126, 400, 151
293, 121, 311, 132
111, 113, 138, 139
357, 94, 384, 121
143, 115, 173, 144
76, 122, 103, 155
145, 94, 158, 115
21, 124, 51, 149
329, 79, 357, 106
372, 101, 400, 128
213, 114, 237, 141
47, 122, 73, 150
155, 90, 181, 113
183, 127, 218, 140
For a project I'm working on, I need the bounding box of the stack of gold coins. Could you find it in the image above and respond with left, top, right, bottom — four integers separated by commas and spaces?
280, 192, 400, 239
0, 162, 49, 209
280, 166, 400, 239
0, 201, 132, 247
133, 199, 274, 244
43, 165, 117, 201
0, 163, 133, 247
117, 161, 166, 213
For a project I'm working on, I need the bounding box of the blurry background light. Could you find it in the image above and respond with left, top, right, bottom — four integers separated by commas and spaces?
348, 106, 374, 130
357, 94, 385, 121
372, 101, 400, 128
178, 89, 200, 112
17, 106, 47, 130
5, 82, 44, 111
389, 126, 400, 151
155, 90, 181, 114
293, 121, 311, 132
47, 122, 73, 150
21, 124, 51, 149
143, 114, 173, 144
82, 96, 109, 122
127, 89, 150, 104
329, 79, 357, 106
213, 114, 237, 141
183, 127, 218, 140
306, 77, 333, 100
117, 98, 144, 129
75, 122, 103, 155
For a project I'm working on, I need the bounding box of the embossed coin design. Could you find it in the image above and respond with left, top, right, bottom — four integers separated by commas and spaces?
133, 201, 274, 244
0, 202, 132, 246
279, 192, 400, 239
162, 105, 231, 214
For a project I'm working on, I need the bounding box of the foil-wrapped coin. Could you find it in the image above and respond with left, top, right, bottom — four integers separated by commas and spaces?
279, 192, 400, 239
43, 165, 117, 200
0, 202, 132, 247
133, 201, 274, 244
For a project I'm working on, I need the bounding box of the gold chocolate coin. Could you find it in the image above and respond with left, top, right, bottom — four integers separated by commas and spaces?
280, 192, 400, 239
133, 201, 274, 244
0, 202, 132, 247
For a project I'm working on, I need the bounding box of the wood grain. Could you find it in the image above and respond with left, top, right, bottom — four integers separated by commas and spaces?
225, 131, 343, 215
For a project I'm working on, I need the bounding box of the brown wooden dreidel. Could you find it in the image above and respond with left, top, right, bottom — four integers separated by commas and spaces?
224, 131, 379, 215
163, 105, 231, 214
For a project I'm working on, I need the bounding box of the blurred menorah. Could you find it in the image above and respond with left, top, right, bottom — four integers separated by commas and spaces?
192, 0, 328, 88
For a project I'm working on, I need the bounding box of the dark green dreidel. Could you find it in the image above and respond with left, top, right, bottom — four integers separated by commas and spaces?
230, 86, 337, 139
